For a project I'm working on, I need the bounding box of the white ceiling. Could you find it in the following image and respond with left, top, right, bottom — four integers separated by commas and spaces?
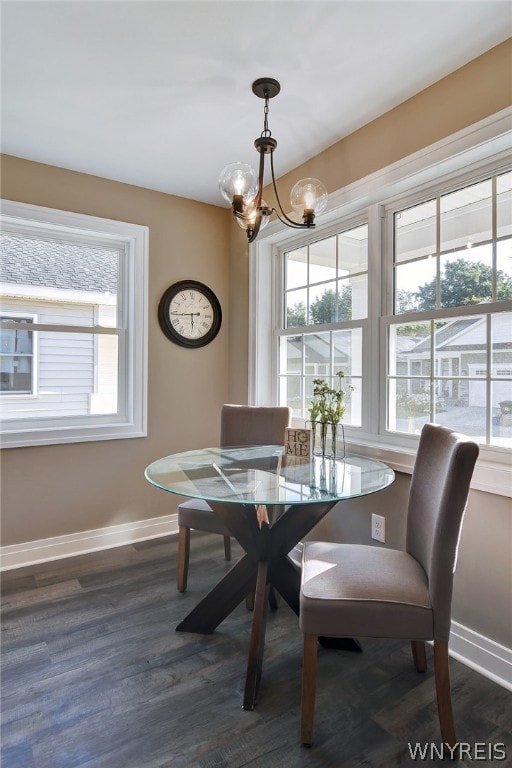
1, 1, 510, 207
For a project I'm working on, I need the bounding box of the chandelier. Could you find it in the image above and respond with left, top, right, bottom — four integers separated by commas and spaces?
218, 78, 328, 243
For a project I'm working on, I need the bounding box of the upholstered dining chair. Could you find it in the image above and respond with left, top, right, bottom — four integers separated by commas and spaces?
299, 423, 479, 748
177, 404, 292, 593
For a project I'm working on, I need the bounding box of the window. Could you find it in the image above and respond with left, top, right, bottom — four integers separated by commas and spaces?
250, 111, 511, 492
386, 171, 512, 449
0, 201, 148, 447
0, 314, 34, 394
278, 224, 367, 426
276, 172, 511, 450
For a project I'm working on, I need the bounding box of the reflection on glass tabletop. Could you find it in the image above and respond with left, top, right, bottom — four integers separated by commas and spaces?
145, 445, 394, 505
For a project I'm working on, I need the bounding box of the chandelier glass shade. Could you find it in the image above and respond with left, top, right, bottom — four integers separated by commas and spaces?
218, 78, 328, 243
218, 163, 258, 206
235, 198, 270, 233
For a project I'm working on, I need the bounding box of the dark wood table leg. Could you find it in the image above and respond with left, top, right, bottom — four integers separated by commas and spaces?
243, 560, 269, 710
176, 553, 256, 634
268, 554, 300, 615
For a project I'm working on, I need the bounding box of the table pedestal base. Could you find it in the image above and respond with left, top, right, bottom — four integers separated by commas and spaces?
176, 499, 362, 710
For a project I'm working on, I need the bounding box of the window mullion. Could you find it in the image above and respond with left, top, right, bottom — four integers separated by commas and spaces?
430, 319, 435, 420
435, 196, 441, 309
368, 204, 384, 435
486, 314, 492, 445
0, 321, 118, 335
492, 175, 497, 301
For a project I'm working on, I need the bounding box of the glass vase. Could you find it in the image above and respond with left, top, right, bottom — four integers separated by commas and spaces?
331, 422, 346, 459
311, 421, 346, 458
309, 421, 317, 456
320, 422, 329, 456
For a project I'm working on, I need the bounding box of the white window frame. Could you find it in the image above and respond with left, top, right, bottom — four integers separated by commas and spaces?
249, 108, 512, 497
277, 214, 370, 428
381, 166, 512, 448
0, 200, 148, 448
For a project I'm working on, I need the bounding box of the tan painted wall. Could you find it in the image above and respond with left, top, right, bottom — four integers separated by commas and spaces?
227, 225, 250, 404
0, 155, 231, 543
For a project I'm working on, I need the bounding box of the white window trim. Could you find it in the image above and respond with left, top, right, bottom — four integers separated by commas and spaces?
0, 200, 148, 448
249, 107, 512, 497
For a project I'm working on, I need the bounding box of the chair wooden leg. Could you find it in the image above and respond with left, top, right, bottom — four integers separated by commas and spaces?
177, 526, 190, 593
434, 639, 457, 748
411, 640, 427, 672
301, 633, 318, 747
223, 535, 231, 562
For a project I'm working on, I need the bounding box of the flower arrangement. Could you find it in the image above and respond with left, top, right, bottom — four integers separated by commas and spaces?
308, 371, 353, 457
309, 371, 353, 424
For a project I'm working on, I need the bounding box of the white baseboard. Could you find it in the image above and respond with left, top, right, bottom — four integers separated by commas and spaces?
448, 621, 512, 692
0, 513, 178, 571
1, 521, 510, 692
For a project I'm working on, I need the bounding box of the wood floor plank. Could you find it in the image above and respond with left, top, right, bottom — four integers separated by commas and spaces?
1, 532, 510, 768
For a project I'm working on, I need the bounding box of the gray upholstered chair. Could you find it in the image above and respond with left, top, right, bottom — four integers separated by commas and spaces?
299, 423, 479, 748
177, 404, 292, 592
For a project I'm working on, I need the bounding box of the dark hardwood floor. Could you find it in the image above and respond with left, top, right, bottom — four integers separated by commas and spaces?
1, 533, 510, 768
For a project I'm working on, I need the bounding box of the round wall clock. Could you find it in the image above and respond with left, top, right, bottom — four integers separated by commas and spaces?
158, 280, 222, 348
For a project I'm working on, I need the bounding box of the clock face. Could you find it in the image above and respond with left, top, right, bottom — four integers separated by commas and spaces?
158, 280, 222, 348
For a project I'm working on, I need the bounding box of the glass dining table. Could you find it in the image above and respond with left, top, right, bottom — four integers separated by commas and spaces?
145, 445, 394, 710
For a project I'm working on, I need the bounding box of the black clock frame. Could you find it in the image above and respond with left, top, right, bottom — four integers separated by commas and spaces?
158, 280, 222, 348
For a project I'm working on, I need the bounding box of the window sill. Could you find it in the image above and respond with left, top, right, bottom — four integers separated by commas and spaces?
291, 418, 511, 499
346, 438, 511, 499
0, 422, 147, 449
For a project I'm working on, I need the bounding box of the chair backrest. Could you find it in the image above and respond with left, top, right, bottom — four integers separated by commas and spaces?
220, 404, 292, 448
406, 423, 479, 641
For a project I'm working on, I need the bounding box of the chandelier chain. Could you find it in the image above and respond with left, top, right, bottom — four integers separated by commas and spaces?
261, 94, 272, 138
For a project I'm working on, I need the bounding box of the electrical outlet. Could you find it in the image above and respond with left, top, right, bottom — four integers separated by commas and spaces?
371, 513, 385, 543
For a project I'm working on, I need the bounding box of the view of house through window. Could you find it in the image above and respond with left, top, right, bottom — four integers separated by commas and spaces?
0, 231, 120, 421
387, 170, 512, 447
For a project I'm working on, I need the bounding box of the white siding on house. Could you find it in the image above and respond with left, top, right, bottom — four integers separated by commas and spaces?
39, 333, 94, 391
0, 297, 117, 419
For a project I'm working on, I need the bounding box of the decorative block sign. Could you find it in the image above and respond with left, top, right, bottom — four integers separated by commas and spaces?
285, 427, 312, 458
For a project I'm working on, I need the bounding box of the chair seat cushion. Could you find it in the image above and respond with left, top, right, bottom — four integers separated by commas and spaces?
300, 541, 433, 640
178, 497, 232, 536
